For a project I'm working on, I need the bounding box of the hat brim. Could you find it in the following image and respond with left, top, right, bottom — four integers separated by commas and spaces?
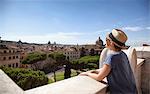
106, 33, 128, 49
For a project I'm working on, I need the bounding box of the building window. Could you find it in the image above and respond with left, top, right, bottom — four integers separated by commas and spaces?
4, 50, 6, 53
16, 56, 18, 58
8, 64, 11, 67
9, 50, 11, 53
3, 57, 6, 60
16, 63, 18, 67
13, 64, 15, 67
9, 57, 11, 60
13, 56, 15, 59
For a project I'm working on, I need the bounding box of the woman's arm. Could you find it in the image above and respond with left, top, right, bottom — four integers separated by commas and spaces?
80, 64, 111, 81
88, 68, 102, 74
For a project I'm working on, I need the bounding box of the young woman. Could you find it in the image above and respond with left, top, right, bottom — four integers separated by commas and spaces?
80, 29, 137, 94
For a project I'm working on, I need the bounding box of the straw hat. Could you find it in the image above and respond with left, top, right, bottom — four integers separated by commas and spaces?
107, 29, 128, 48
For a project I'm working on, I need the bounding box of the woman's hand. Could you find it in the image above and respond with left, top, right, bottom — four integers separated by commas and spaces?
79, 72, 89, 76
79, 69, 99, 76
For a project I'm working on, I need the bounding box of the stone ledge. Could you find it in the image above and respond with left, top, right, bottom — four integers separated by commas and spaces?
137, 58, 145, 67
25, 76, 107, 94
135, 47, 150, 59
0, 70, 24, 94
0, 69, 107, 94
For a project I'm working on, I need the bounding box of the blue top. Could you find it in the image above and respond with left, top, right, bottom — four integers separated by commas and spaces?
104, 51, 138, 94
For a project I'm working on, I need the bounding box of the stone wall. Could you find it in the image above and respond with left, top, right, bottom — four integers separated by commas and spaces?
0, 69, 107, 94
25, 76, 107, 94
0, 70, 24, 94
135, 47, 150, 94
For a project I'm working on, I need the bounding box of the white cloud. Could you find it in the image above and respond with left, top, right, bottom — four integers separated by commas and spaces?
103, 29, 111, 32
127, 39, 150, 46
95, 29, 111, 34
2, 29, 108, 44
57, 32, 83, 36
146, 27, 150, 30
3, 32, 87, 44
122, 26, 143, 32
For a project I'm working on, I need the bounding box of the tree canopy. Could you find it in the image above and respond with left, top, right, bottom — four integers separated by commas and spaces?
76, 55, 99, 64
22, 52, 47, 64
48, 52, 66, 63
71, 55, 99, 70
0, 66, 48, 90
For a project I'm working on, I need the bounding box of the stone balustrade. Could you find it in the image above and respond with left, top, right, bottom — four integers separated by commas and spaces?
135, 47, 150, 94
25, 76, 107, 94
0, 69, 108, 94
0, 70, 24, 94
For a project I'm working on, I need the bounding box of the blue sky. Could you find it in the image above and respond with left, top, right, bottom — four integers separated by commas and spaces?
0, 0, 149, 46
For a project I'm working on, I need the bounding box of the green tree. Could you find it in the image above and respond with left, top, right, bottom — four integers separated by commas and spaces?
48, 52, 66, 65
22, 52, 46, 64
0, 66, 48, 90
48, 52, 66, 81
64, 61, 71, 79
48, 41, 51, 45
71, 55, 99, 73
80, 47, 86, 57
90, 48, 95, 56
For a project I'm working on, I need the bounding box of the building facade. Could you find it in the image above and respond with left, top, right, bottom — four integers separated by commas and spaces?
0, 45, 21, 68
63, 47, 80, 61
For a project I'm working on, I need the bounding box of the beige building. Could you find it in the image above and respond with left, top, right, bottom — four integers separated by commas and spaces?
0, 45, 21, 68
79, 36, 104, 56
63, 47, 80, 61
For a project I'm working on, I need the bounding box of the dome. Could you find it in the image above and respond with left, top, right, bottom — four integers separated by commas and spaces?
96, 37, 103, 47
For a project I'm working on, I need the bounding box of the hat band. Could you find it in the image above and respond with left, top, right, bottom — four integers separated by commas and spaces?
109, 33, 125, 46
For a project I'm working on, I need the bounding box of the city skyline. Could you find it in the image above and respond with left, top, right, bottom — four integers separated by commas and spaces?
0, 0, 149, 46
